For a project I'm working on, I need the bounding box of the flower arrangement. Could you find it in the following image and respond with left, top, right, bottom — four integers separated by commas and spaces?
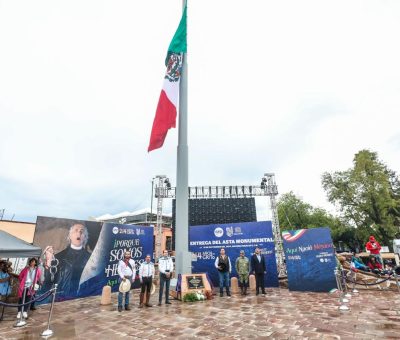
183, 291, 206, 302
195, 291, 205, 301
183, 292, 198, 302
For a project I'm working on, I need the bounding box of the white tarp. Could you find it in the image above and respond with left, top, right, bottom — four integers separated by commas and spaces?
0, 230, 42, 258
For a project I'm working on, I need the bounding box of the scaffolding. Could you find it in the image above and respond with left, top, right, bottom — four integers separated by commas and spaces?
153, 173, 286, 276
154, 175, 171, 261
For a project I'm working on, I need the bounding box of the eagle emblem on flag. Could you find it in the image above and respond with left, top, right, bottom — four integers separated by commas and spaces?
165, 53, 183, 82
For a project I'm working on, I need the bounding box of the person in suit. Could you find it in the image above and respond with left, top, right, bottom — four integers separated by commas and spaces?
251, 247, 266, 296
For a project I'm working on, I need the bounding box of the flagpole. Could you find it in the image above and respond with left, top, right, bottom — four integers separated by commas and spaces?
175, 0, 191, 275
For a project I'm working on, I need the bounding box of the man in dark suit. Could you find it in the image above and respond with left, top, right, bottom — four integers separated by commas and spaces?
251, 247, 266, 295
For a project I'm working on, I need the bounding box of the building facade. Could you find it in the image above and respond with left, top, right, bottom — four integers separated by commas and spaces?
95, 209, 173, 252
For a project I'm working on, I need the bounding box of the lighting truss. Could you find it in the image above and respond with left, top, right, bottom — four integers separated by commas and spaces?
154, 173, 286, 277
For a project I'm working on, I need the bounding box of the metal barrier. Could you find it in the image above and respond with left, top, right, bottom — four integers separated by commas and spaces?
341, 270, 352, 299
14, 287, 27, 327
351, 270, 359, 294
41, 284, 58, 337
334, 269, 350, 311
344, 271, 397, 289
0, 284, 58, 337
392, 272, 400, 293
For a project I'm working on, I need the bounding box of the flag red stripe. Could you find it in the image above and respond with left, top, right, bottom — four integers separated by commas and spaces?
148, 90, 177, 152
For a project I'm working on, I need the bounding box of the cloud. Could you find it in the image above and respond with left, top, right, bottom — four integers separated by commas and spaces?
1, 0, 400, 222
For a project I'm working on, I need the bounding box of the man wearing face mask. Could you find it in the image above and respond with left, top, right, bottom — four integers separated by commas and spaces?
215, 248, 232, 297
158, 250, 174, 306
117, 251, 136, 312
251, 247, 267, 296
235, 250, 250, 295
139, 255, 155, 308
43, 223, 91, 298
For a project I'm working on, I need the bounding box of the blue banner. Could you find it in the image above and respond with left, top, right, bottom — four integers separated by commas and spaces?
282, 227, 336, 292
34, 217, 153, 302
189, 221, 278, 287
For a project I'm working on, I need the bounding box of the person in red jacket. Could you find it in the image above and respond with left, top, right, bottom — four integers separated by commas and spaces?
367, 256, 382, 274
366, 235, 382, 264
367, 256, 393, 276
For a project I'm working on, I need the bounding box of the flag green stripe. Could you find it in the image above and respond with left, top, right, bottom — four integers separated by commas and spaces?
168, 6, 187, 53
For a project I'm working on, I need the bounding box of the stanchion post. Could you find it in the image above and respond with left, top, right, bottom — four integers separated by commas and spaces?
41, 284, 57, 337
334, 269, 349, 311
14, 288, 27, 327
337, 271, 349, 302
0, 291, 8, 321
0, 301, 4, 321
393, 272, 400, 293
352, 271, 359, 294
342, 270, 352, 298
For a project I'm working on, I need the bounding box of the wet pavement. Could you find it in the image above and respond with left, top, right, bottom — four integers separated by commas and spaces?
1, 288, 400, 339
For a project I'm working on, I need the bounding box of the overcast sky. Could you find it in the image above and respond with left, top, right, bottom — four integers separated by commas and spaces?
1, 0, 400, 223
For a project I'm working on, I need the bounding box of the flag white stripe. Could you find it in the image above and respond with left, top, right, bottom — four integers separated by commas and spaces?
162, 78, 180, 107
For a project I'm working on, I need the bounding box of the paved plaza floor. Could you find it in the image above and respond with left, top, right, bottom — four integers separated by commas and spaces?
1, 288, 400, 339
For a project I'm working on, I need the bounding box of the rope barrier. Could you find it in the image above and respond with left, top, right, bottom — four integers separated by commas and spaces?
0, 289, 54, 308
342, 272, 393, 286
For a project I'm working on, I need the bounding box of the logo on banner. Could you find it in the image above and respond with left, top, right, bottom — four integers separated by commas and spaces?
112, 227, 119, 234
226, 226, 234, 237
282, 229, 307, 242
214, 227, 224, 237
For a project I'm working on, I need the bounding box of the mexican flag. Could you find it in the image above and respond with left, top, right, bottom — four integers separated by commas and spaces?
148, 6, 187, 152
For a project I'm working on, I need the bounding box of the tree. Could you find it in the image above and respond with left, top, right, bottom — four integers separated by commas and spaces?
277, 192, 313, 230
322, 149, 400, 248
277, 192, 356, 249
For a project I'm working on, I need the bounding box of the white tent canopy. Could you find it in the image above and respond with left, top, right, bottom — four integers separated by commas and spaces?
0, 230, 42, 258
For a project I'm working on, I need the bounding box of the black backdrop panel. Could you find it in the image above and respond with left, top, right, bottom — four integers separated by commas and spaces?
172, 198, 257, 250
